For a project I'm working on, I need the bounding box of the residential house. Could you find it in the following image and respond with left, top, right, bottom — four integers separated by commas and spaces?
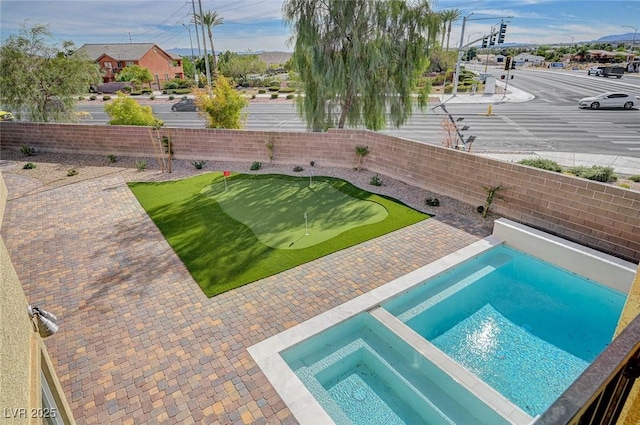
76, 43, 184, 88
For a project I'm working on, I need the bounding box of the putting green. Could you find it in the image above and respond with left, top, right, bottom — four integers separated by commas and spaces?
129, 173, 429, 296
201, 178, 388, 249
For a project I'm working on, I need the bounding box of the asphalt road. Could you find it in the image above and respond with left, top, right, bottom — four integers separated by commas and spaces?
75, 69, 640, 157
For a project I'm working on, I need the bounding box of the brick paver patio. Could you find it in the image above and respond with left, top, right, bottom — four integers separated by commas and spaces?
1, 172, 492, 424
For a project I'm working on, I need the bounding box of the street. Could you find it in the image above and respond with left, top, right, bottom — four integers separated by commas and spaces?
75, 68, 640, 157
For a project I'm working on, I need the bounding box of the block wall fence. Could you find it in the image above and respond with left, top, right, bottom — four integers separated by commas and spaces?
1, 122, 639, 262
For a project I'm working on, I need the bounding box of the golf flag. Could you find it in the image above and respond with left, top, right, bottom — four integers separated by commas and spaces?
223, 171, 230, 191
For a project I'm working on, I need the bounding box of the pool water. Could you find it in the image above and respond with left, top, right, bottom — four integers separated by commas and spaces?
283, 314, 511, 425
383, 245, 626, 416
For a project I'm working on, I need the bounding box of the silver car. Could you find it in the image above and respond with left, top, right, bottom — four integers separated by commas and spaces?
578, 92, 639, 110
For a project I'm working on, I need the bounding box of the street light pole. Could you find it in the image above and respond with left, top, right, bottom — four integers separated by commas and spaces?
181, 23, 197, 81
181, 23, 195, 58
563, 34, 574, 61
452, 13, 473, 97
622, 25, 638, 50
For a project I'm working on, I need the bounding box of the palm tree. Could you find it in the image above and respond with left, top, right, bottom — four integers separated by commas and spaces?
440, 9, 461, 50
196, 10, 224, 75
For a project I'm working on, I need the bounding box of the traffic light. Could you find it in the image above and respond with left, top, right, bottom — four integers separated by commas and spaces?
498, 23, 507, 44
489, 34, 496, 46
481, 37, 488, 48
504, 56, 512, 71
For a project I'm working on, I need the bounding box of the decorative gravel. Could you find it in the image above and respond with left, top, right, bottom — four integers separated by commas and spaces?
0, 151, 494, 230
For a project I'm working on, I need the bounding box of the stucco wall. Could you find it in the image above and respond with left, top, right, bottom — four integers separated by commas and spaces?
1, 122, 639, 262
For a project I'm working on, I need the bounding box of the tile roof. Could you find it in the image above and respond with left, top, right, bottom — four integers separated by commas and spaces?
76, 43, 181, 61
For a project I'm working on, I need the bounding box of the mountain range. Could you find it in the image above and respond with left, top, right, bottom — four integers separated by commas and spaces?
166, 32, 638, 58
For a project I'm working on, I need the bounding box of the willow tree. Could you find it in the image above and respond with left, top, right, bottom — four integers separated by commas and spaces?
283, 0, 440, 131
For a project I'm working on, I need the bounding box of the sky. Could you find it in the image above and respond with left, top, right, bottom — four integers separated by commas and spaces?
0, 0, 639, 53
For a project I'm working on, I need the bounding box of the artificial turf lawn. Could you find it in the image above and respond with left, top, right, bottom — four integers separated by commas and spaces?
200, 178, 388, 249
128, 173, 429, 297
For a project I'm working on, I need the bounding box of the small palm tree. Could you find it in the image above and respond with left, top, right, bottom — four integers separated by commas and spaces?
196, 10, 224, 75
440, 9, 461, 50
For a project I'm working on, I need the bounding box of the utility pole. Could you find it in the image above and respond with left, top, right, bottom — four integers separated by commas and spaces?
127, 32, 133, 43
197, 0, 212, 96
191, 0, 202, 85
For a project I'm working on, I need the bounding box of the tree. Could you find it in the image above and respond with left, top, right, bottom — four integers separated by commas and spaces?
195, 10, 224, 76
104, 93, 163, 127
0, 23, 101, 122
219, 53, 267, 82
182, 56, 196, 80
439, 9, 460, 51
116, 64, 153, 88
283, 0, 440, 131
193, 75, 248, 129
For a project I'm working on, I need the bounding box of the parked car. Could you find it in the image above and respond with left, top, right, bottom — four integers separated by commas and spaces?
0, 110, 15, 121
587, 66, 603, 76
171, 98, 199, 112
578, 92, 640, 110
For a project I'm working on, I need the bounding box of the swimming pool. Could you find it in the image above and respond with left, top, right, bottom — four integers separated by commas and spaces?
382, 245, 626, 416
248, 219, 635, 425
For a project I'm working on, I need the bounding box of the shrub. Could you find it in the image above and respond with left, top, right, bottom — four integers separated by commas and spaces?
102, 95, 111, 101
67, 169, 78, 177
192, 160, 206, 170
250, 161, 262, 171
78, 96, 84, 100
293, 165, 304, 172
268, 86, 280, 92
193, 75, 248, 129
278, 87, 295, 93
355, 145, 369, 172
164, 82, 179, 90
107, 154, 117, 163
135, 160, 147, 171
518, 158, 562, 172
23, 162, 36, 169
172, 88, 191, 95
286, 94, 295, 100
168, 95, 175, 100
370, 174, 382, 186
629, 175, 640, 182
425, 197, 440, 207
129, 90, 142, 96
568, 165, 617, 182
149, 95, 156, 100
140, 88, 153, 95
618, 183, 631, 189
104, 93, 163, 127
251, 94, 256, 99
20, 146, 35, 156
120, 86, 132, 93
89, 95, 97, 101
258, 89, 266, 94
270, 93, 279, 99
90, 82, 133, 94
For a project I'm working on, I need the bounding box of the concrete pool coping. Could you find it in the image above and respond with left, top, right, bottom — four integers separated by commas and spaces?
248, 218, 637, 425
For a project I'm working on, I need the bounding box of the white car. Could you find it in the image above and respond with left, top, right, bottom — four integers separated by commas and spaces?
587, 66, 603, 76
578, 92, 640, 110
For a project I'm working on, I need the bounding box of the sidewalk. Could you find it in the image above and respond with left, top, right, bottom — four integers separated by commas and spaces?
439, 82, 640, 176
